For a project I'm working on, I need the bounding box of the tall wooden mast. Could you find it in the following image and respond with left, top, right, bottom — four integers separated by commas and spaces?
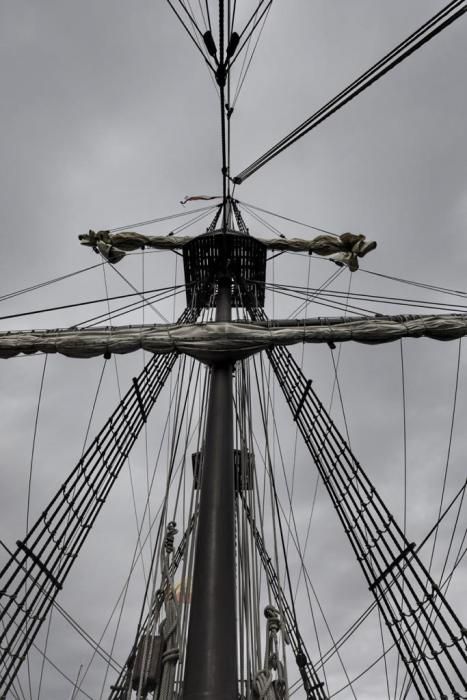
182, 272, 237, 700
181, 183, 267, 699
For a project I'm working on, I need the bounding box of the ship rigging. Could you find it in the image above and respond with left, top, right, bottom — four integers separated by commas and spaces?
0, 2, 466, 699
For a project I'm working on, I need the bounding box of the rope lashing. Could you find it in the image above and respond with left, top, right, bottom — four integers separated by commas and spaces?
164, 522, 178, 555
158, 521, 181, 700
160, 615, 180, 667
253, 607, 287, 700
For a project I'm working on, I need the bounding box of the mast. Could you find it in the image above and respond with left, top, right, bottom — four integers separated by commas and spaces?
182, 272, 237, 700
179, 10, 238, 692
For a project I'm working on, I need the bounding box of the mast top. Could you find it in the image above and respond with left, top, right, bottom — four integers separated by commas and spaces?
182, 229, 266, 309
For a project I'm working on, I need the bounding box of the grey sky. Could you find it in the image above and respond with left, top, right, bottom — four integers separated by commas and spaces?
1, 1, 466, 698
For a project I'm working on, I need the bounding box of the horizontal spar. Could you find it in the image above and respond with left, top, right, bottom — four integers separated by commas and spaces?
79, 230, 376, 271
1, 313, 467, 360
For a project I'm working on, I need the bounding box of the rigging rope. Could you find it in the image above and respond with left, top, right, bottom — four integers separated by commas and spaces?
0, 309, 198, 698
0, 263, 104, 304
0, 538, 120, 673
165, 0, 217, 74
78, 288, 186, 329
319, 527, 467, 699
312, 475, 467, 676
398, 339, 464, 699
36, 607, 53, 700
25, 356, 47, 533
231, 2, 272, 109
233, 0, 467, 183
0, 283, 187, 323
107, 262, 170, 324
88, 382, 201, 697
229, 0, 273, 70
252, 313, 467, 697
110, 356, 206, 700
428, 339, 462, 573
264, 280, 467, 315
264, 282, 454, 317
284, 256, 313, 570
237, 200, 336, 236
108, 204, 219, 233
287, 269, 343, 320
253, 353, 354, 698
362, 266, 467, 301
101, 261, 151, 584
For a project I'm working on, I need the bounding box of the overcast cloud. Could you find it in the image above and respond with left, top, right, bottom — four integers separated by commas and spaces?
1, 2, 466, 699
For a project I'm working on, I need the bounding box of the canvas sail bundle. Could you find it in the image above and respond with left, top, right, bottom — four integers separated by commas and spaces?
79, 230, 376, 271
1, 313, 467, 361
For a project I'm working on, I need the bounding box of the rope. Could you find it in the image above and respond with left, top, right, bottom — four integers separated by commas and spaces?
108, 262, 170, 324
26, 356, 47, 533
0, 263, 103, 304
165, 0, 216, 74
0, 539, 120, 674
362, 266, 467, 301
288, 269, 343, 320
0, 283, 186, 322
236, 200, 336, 236
174, 367, 210, 691
36, 607, 54, 700
96, 285, 150, 700
428, 338, 462, 572
108, 204, 219, 233
313, 476, 467, 674
328, 281, 392, 700
263, 282, 374, 317
259, 332, 467, 695
397, 339, 464, 698
325, 527, 467, 699
229, 0, 274, 70
234, 0, 467, 183
264, 279, 467, 315
108, 370, 204, 698
60, 323, 196, 696
78, 287, 187, 329
284, 256, 313, 582
133, 363, 204, 697
234, 360, 266, 691
254, 355, 337, 699
231, 2, 272, 109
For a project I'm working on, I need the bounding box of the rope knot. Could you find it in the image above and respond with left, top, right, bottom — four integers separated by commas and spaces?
264, 605, 281, 633
164, 521, 178, 554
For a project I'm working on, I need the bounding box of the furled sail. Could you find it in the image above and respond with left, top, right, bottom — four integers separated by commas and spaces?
1, 313, 467, 361
79, 230, 376, 271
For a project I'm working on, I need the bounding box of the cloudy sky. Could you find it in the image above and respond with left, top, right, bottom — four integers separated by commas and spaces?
0, 1, 466, 699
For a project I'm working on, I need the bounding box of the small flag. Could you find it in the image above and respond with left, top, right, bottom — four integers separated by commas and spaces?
180, 195, 219, 205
